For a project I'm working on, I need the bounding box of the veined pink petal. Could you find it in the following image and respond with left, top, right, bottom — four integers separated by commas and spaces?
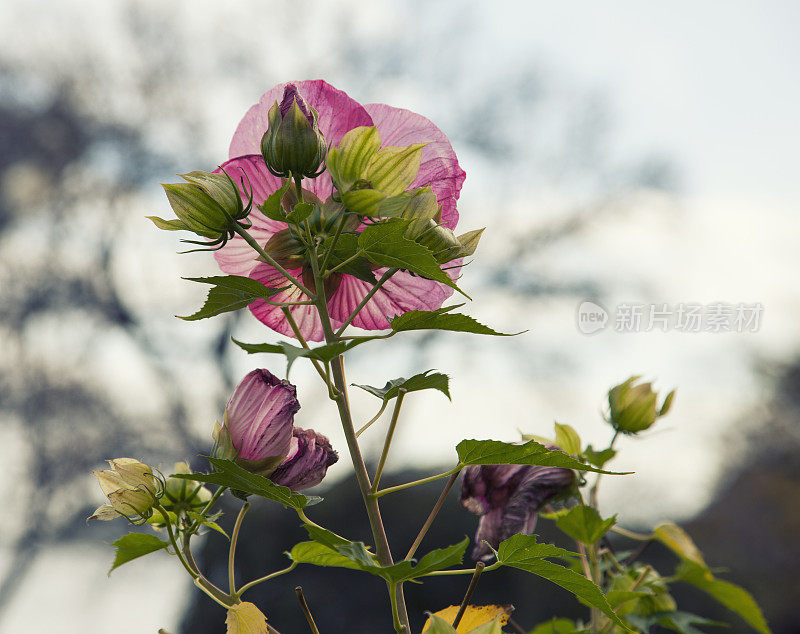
364, 103, 466, 230
248, 263, 338, 342
225, 369, 299, 462
229, 80, 374, 202
213, 155, 287, 276
327, 266, 458, 331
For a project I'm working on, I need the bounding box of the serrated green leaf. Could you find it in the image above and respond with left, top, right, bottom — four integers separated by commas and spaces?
357, 220, 467, 297
178, 276, 284, 321
556, 505, 616, 544
353, 370, 451, 403
230, 338, 356, 374
286, 201, 314, 224
497, 535, 626, 629
554, 422, 582, 456
171, 458, 320, 510
676, 561, 770, 634
583, 445, 618, 468
456, 439, 631, 475
321, 232, 376, 284
257, 180, 291, 222
288, 541, 364, 570
109, 532, 169, 574
390, 306, 519, 336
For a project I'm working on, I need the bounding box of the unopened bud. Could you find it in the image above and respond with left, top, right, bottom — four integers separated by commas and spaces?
608, 376, 675, 434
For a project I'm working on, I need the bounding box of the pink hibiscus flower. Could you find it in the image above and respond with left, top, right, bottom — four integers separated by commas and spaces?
213, 80, 466, 342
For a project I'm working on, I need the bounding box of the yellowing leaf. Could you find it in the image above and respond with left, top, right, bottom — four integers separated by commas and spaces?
423, 605, 511, 633
225, 602, 268, 634
654, 522, 707, 567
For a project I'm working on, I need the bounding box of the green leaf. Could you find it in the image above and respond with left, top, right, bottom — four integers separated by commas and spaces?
171, 458, 321, 510
676, 561, 770, 634
353, 370, 451, 403
187, 511, 229, 539
390, 306, 519, 336
654, 523, 707, 567
423, 614, 458, 634
231, 338, 355, 373
556, 506, 616, 545
147, 215, 190, 231
109, 532, 169, 574
286, 201, 314, 224
257, 180, 291, 222
497, 535, 626, 629
365, 143, 427, 195
381, 538, 469, 583
554, 422, 582, 456
626, 611, 727, 634
467, 619, 505, 634
178, 276, 284, 321
357, 220, 467, 297
583, 445, 617, 468
288, 541, 364, 570
530, 618, 579, 634
321, 232, 376, 284
456, 439, 631, 475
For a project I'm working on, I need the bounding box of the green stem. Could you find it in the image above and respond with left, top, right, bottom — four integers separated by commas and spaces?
187, 486, 226, 535
236, 562, 298, 598
295, 586, 321, 634
335, 268, 399, 336
309, 241, 410, 632
405, 472, 459, 560
355, 400, 389, 438
610, 526, 654, 541
232, 224, 315, 298
280, 305, 330, 385
371, 389, 406, 492
320, 209, 349, 273
372, 465, 463, 498
452, 562, 486, 628
389, 582, 404, 633
424, 561, 502, 576
228, 502, 250, 595
589, 429, 620, 507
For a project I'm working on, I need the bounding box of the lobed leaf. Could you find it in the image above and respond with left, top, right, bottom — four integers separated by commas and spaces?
109, 532, 169, 575
353, 370, 451, 403
555, 505, 616, 545
178, 276, 284, 321
390, 306, 519, 336
456, 439, 631, 475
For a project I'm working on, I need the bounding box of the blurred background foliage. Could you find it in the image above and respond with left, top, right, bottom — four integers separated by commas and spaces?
0, 1, 798, 632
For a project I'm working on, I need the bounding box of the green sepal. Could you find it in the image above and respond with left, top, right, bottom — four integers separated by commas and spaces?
327, 126, 381, 193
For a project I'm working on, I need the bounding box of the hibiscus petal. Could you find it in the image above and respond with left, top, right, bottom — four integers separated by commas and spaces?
229, 80, 374, 202
248, 263, 336, 342
327, 267, 456, 332
213, 155, 288, 276
364, 103, 466, 230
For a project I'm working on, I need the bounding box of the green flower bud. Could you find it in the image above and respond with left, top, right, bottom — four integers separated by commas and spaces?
162, 462, 212, 512
261, 85, 327, 179
89, 458, 162, 522
608, 376, 675, 434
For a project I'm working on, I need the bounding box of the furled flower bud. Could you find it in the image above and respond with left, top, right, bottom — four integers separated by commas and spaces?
261, 84, 327, 179
152, 170, 251, 242
214, 369, 300, 476
269, 427, 339, 491
461, 455, 575, 560
89, 458, 161, 522
162, 462, 213, 512
607, 376, 675, 435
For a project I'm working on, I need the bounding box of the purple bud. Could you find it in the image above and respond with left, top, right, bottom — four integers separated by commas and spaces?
224, 369, 299, 463
461, 454, 575, 560
279, 84, 313, 125
270, 427, 339, 491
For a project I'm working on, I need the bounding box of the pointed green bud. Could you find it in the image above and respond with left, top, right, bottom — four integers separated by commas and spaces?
608, 376, 674, 434
261, 85, 327, 179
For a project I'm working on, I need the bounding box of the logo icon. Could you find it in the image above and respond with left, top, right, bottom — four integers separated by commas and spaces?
577, 300, 609, 334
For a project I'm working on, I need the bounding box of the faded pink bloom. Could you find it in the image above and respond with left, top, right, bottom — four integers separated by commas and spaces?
223, 369, 299, 463
270, 427, 339, 491
461, 458, 576, 560
214, 80, 466, 341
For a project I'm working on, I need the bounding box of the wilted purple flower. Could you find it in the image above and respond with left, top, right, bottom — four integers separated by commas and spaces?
270, 427, 339, 491
215, 369, 300, 473
461, 459, 576, 560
